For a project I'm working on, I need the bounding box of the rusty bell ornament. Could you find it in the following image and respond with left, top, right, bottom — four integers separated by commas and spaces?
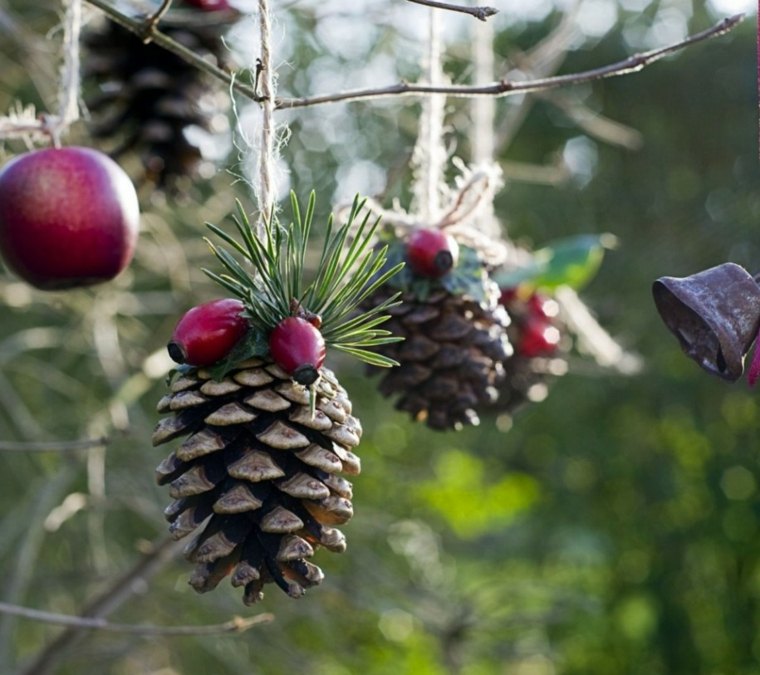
652, 262, 760, 381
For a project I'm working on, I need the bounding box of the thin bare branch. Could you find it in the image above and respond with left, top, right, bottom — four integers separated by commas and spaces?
82, 0, 262, 102
276, 14, 743, 109
142, 0, 173, 42
0, 601, 272, 636
0, 437, 108, 452
20, 536, 184, 675
79, 3, 741, 111
406, 0, 498, 21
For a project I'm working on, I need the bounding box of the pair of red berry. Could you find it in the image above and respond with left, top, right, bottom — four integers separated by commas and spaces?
501, 289, 561, 358
169, 298, 327, 385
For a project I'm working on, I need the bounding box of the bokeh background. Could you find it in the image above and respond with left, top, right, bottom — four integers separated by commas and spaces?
1, 0, 759, 673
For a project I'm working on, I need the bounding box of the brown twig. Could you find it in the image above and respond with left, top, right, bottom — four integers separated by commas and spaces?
276, 13, 744, 109
80, 2, 742, 111
82, 0, 262, 102
406, 0, 498, 21
0, 601, 272, 636
0, 437, 108, 452
142, 0, 173, 43
19, 535, 184, 675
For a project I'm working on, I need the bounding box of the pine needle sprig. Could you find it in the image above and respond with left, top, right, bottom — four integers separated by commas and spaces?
203, 191, 405, 369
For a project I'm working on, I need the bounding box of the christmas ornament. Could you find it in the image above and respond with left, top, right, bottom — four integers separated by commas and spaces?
494, 287, 568, 418
83, 2, 240, 191
359, 176, 514, 430
0, 146, 139, 289
653, 262, 760, 381
153, 193, 402, 603
168, 298, 248, 367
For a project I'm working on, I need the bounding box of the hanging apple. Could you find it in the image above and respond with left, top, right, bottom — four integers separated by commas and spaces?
0, 146, 140, 290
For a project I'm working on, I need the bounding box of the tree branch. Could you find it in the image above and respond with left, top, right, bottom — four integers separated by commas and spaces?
79, 3, 742, 113
406, 0, 498, 21
142, 0, 173, 42
0, 437, 108, 452
275, 13, 744, 109
82, 0, 262, 102
0, 601, 272, 636
19, 536, 184, 675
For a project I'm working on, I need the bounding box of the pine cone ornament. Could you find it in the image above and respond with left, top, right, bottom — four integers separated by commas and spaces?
83, 3, 239, 191
494, 289, 568, 419
154, 360, 361, 603
363, 226, 513, 430
153, 194, 401, 603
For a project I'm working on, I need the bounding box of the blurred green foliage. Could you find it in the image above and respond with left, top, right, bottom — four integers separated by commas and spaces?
0, 1, 759, 674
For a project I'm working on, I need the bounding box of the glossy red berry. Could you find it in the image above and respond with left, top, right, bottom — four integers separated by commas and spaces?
182, 0, 231, 10
527, 293, 559, 320
269, 317, 326, 386
519, 316, 561, 358
168, 298, 248, 366
405, 227, 459, 278
0, 146, 139, 290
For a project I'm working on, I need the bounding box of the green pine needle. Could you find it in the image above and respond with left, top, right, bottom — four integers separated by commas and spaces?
204, 192, 404, 368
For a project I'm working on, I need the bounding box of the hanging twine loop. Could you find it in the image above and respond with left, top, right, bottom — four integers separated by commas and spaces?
256, 0, 276, 222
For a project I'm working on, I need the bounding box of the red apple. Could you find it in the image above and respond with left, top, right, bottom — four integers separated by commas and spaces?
0, 146, 140, 290
182, 0, 231, 10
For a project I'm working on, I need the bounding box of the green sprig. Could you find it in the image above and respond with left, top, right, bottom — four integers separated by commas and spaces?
203, 192, 404, 369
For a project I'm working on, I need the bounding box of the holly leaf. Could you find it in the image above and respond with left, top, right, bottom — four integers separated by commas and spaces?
493, 234, 616, 291
208, 328, 270, 380
441, 245, 489, 303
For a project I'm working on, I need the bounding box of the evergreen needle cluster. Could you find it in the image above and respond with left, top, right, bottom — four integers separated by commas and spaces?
204, 192, 404, 368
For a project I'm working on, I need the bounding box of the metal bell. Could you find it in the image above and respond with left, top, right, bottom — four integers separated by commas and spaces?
652, 262, 760, 381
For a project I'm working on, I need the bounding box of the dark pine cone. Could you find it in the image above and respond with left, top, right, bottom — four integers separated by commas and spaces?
153, 359, 361, 604
83, 13, 236, 191
367, 282, 512, 431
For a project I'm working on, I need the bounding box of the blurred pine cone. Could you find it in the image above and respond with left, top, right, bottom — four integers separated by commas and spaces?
153, 359, 361, 604
83, 5, 239, 191
363, 227, 513, 430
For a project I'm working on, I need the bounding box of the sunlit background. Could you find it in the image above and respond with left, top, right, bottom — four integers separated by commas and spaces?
0, 0, 759, 673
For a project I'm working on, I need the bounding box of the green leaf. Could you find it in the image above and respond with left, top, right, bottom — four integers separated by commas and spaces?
493, 233, 616, 291
207, 329, 270, 380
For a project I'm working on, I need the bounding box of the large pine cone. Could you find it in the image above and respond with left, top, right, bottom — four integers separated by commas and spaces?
367, 284, 512, 430
83, 13, 236, 191
153, 359, 361, 604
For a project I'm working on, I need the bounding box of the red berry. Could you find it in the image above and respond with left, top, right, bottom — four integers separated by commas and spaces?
527, 293, 559, 320
499, 287, 518, 305
406, 228, 459, 278
519, 316, 561, 358
0, 147, 139, 290
268, 317, 326, 386
168, 298, 248, 366
182, 0, 231, 10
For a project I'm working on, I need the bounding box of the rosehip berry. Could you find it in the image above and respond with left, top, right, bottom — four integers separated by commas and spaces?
168, 298, 248, 366
405, 227, 459, 278
269, 317, 326, 386
499, 287, 518, 306
519, 316, 561, 358
527, 293, 559, 320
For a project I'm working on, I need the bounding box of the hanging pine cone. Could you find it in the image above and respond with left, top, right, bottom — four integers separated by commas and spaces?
152, 194, 401, 603
362, 226, 513, 430
493, 288, 568, 420
153, 360, 361, 603
83, 2, 239, 191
